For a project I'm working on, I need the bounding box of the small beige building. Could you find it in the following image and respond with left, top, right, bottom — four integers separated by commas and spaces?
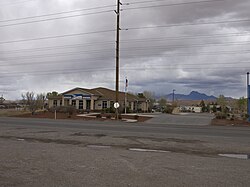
48, 87, 149, 112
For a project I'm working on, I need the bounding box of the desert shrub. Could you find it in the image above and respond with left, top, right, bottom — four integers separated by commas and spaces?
134, 115, 139, 120
96, 114, 102, 118
215, 112, 227, 119
242, 113, 249, 120
123, 107, 131, 114
118, 114, 122, 120
106, 114, 112, 119
49, 106, 76, 117
163, 106, 174, 114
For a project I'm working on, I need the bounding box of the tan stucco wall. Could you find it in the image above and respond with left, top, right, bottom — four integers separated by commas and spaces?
95, 100, 103, 110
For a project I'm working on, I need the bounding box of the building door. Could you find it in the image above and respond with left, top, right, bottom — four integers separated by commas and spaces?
86, 100, 91, 110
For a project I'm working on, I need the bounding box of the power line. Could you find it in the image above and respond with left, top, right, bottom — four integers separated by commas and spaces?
0, 0, 226, 28
0, 41, 115, 54
124, 19, 250, 31
1, 42, 249, 62
124, 0, 175, 5
0, 10, 114, 28
0, 0, 37, 7
0, 65, 249, 78
120, 41, 250, 51
1, 57, 249, 68
1, 40, 249, 57
123, 0, 225, 10
0, 19, 248, 45
0, 38, 250, 54
0, 31, 249, 54
0, 57, 115, 67
120, 49, 250, 58
121, 32, 250, 43
0, 5, 116, 23
0, 48, 115, 61
0, 29, 115, 45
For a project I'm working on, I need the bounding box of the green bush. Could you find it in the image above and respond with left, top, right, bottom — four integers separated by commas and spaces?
163, 106, 174, 114
102, 108, 115, 114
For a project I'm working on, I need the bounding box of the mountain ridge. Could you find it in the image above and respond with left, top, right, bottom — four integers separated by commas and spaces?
162, 91, 217, 101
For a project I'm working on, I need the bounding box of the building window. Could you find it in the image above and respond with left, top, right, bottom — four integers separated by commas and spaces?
79, 100, 83, 110
53, 100, 57, 107
60, 100, 62, 106
72, 100, 76, 106
102, 101, 107, 109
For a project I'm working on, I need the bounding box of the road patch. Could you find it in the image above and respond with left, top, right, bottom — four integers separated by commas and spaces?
218, 154, 250, 160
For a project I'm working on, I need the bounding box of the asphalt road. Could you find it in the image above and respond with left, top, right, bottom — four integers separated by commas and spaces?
0, 117, 250, 187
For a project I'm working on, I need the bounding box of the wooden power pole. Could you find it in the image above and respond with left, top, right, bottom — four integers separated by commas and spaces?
115, 0, 121, 119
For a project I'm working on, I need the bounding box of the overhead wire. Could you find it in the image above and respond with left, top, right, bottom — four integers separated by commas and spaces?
0, 0, 248, 80
1, 32, 250, 54
0, 0, 222, 25
0, 57, 115, 67
0, 9, 114, 28
1, 58, 249, 67
0, 0, 37, 7
0, 41, 115, 54
0, 19, 248, 45
121, 32, 250, 43
124, 19, 250, 31
0, 4, 116, 23
120, 49, 250, 58
0, 29, 115, 45
1, 65, 249, 78
0, 32, 250, 53
122, 0, 226, 10
0, 41, 250, 55
0, 48, 115, 61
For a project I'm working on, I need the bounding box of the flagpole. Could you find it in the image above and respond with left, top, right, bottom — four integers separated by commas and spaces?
125, 77, 127, 114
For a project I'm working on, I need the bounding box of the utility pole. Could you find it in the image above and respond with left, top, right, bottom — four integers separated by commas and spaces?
115, 0, 121, 119
247, 72, 250, 121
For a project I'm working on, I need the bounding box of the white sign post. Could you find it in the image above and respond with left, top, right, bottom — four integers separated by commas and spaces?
114, 102, 120, 120
114, 102, 120, 109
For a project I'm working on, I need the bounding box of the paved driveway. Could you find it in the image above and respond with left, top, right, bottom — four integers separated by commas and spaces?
145, 113, 214, 126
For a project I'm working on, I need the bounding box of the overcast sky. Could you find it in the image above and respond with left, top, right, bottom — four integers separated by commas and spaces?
0, 0, 250, 100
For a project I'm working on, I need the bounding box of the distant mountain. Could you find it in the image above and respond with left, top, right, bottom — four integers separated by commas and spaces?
164, 91, 217, 101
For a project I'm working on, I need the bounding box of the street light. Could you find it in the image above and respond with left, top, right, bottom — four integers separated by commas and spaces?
173, 89, 176, 103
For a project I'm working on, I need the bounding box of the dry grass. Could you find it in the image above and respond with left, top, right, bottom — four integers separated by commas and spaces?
0, 109, 30, 117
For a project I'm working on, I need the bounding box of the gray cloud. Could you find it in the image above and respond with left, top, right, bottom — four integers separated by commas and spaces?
0, 0, 250, 99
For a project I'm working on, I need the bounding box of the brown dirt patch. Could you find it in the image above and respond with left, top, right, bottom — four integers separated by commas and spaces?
211, 118, 250, 127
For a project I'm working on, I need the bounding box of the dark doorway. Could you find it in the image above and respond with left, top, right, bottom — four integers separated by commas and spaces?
86, 100, 91, 110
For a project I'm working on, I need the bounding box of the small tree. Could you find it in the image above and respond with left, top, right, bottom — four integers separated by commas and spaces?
217, 95, 227, 113
22, 92, 46, 114
158, 98, 167, 110
143, 91, 156, 112
46, 91, 59, 98
199, 100, 206, 112
237, 97, 247, 113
